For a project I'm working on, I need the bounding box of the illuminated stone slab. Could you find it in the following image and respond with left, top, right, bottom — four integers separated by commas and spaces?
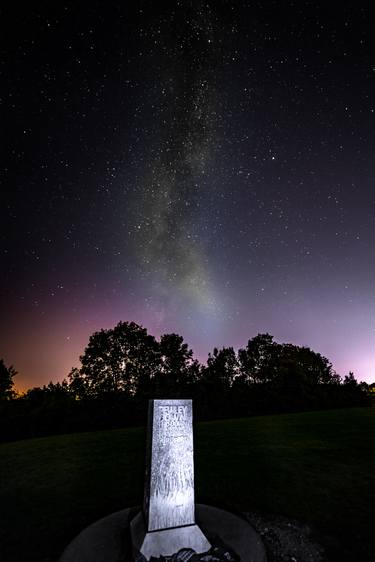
146, 399, 195, 530
131, 399, 211, 559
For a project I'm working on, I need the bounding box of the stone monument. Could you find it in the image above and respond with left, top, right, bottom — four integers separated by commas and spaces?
59, 398, 267, 562
130, 399, 211, 560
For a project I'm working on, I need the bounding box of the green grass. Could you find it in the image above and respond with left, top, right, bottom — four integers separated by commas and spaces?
1, 407, 374, 561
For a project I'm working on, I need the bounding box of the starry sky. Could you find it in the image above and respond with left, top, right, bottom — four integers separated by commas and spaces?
1, 1, 375, 390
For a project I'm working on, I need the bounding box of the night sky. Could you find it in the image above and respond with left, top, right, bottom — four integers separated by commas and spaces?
2, 2, 375, 390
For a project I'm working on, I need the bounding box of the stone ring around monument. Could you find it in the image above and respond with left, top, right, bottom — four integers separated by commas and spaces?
59, 504, 267, 562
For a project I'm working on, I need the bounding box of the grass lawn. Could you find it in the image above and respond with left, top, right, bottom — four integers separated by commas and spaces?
1, 407, 374, 561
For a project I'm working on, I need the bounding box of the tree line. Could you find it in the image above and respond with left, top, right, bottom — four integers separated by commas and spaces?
0, 321, 373, 442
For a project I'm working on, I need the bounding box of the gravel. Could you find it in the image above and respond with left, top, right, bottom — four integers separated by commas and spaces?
244, 511, 325, 562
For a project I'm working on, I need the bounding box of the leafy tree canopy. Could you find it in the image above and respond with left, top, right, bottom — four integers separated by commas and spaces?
205, 346, 239, 388
69, 321, 160, 397
238, 334, 340, 386
0, 359, 17, 400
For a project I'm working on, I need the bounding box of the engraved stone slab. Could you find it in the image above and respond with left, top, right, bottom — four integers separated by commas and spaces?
144, 399, 195, 531
131, 399, 211, 560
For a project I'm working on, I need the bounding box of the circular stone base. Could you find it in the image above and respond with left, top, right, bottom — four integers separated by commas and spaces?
59, 504, 267, 562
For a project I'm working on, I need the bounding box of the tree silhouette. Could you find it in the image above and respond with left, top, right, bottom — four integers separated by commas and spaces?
204, 347, 239, 389
0, 359, 17, 400
68, 321, 160, 397
155, 333, 199, 396
343, 371, 358, 386
0, 327, 371, 442
238, 333, 276, 384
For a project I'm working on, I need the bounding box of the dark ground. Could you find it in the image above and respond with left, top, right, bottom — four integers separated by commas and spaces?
0, 407, 374, 561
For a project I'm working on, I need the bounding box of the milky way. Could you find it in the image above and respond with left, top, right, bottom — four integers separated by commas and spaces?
134, 4, 219, 321
1, 2, 375, 388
